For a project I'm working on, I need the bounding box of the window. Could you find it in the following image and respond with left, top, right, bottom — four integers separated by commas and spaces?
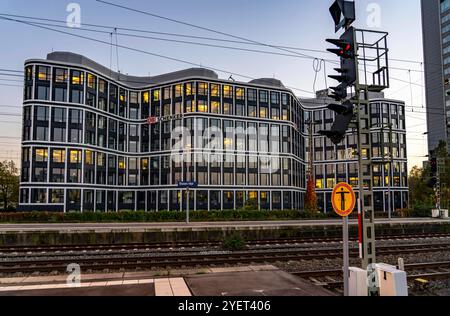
35, 148, 48, 162
198, 82, 208, 95
36, 86, 50, 100
163, 87, 171, 100
35, 127, 48, 141
198, 100, 208, 113
52, 149, 65, 163
52, 128, 65, 142
69, 109, 83, 124
223, 85, 233, 98
185, 82, 194, 96
270, 92, 280, 105
52, 108, 66, 123
69, 150, 81, 164
259, 90, 269, 103
236, 88, 245, 100
174, 84, 182, 98
53, 87, 67, 102
37, 66, 50, 81
152, 89, 160, 102
211, 101, 220, 114
36, 106, 49, 121
50, 189, 64, 203
87, 73, 96, 89
211, 84, 220, 97
248, 105, 257, 117
54, 68, 68, 83
260, 106, 268, 118
99, 79, 107, 94
142, 91, 149, 103
85, 150, 94, 165
236, 104, 245, 116
248, 89, 257, 102
71, 70, 84, 85
223, 102, 232, 115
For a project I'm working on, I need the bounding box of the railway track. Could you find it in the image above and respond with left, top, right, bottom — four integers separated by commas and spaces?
292, 261, 450, 289
1, 242, 450, 274
1, 232, 449, 254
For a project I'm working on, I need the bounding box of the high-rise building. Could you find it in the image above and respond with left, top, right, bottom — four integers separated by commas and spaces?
19, 52, 307, 212
421, 0, 450, 152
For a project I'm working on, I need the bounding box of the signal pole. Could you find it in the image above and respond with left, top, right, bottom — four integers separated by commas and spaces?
325, 1, 390, 283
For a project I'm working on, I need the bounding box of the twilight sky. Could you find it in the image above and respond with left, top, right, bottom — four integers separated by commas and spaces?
0, 0, 427, 170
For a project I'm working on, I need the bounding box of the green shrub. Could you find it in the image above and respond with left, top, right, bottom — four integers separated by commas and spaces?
0, 210, 337, 223
223, 232, 247, 251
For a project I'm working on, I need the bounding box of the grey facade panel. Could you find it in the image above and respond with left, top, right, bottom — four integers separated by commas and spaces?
421, 0, 447, 152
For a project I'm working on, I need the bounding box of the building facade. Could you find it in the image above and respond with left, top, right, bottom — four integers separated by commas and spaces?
301, 91, 409, 213
421, 0, 449, 152
18, 52, 307, 212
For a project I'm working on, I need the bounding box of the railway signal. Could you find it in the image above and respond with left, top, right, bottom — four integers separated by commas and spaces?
318, 101, 354, 145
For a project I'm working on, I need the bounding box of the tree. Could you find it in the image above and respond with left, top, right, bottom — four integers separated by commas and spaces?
408, 166, 434, 210
305, 175, 318, 214
0, 160, 20, 210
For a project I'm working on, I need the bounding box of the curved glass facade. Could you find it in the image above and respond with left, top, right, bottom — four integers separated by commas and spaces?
19, 55, 307, 212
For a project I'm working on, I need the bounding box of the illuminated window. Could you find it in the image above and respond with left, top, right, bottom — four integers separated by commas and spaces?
35, 148, 48, 162
153, 89, 160, 102
185, 82, 194, 96
87, 73, 96, 89
97, 153, 105, 167
198, 82, 208, 95
211, 84, 220, 97
69, 150, 81, 164
349, 177, 358, 186
315, 179, 324, 189
37, 66, 50, 81
223, 85, 233, 98
142, 91, 149, 103
236, 88, 245, 100
249, 191, 258, 200
119, 90, 126, 102
260, 192, 267, 199
118, 158, 126, 169
85, 150, 94, 165
174, 84, 182, 98
52, 150, 65, 163
260, 106, 268, 118
198, 100, 208, 113
71, 70, 84, 85
211, 101, 220, 114
141, 158, 149, 171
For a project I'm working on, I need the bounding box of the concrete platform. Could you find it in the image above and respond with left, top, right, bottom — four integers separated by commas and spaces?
0, 218, 447, 233
185, 269, 336, 296
0, 284, 155, 296
0, 265, 333, 296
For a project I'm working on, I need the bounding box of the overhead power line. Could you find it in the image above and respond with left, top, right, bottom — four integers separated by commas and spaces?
0, 15, 316, 95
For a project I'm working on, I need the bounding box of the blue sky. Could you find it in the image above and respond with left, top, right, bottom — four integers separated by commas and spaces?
0, 0, 427, 169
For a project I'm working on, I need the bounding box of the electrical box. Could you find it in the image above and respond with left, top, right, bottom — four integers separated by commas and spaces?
349, 267, 368, 296
376, 263, 408, 296
432, 209, 440, 218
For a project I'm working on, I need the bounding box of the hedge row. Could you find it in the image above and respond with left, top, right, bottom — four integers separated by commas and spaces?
0, 210, 336, 223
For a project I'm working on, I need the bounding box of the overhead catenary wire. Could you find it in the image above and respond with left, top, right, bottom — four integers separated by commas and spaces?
0, 12, 428, 70
0, 15, 316, 95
